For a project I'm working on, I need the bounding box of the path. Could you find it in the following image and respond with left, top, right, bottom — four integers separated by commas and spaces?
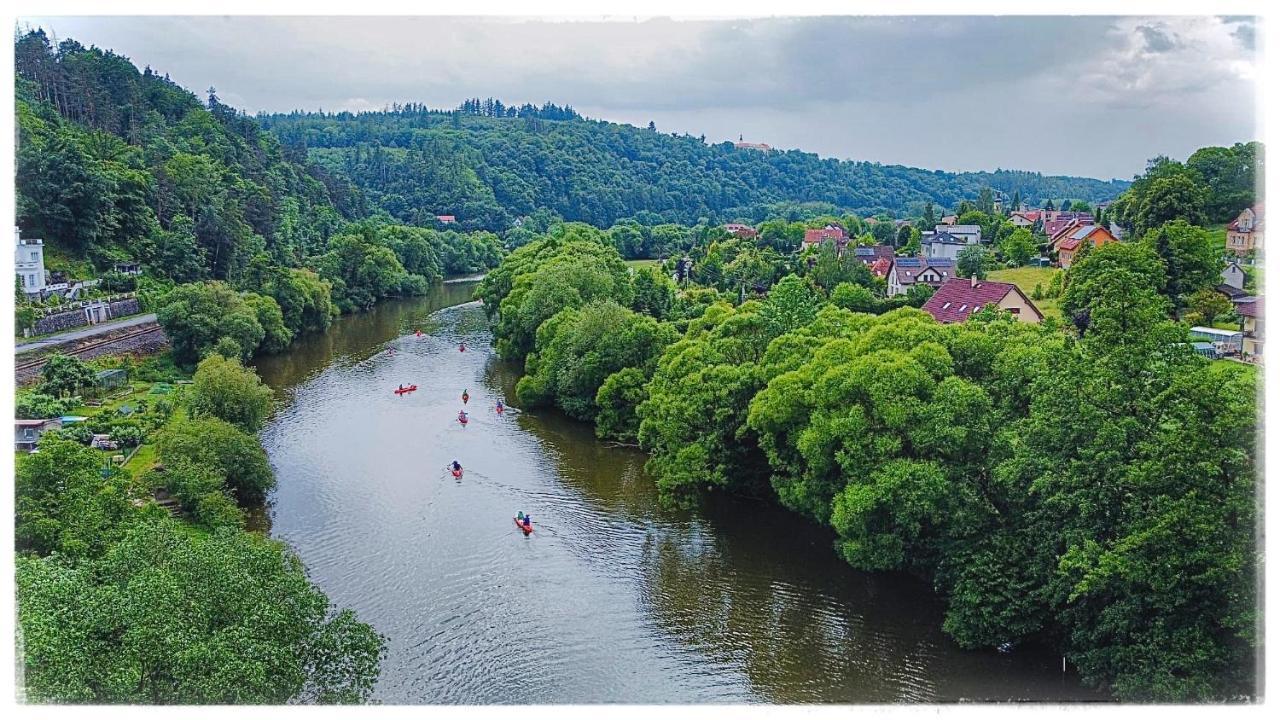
15, 313, 157, 355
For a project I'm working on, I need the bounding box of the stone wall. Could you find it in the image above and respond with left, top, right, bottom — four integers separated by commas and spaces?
108, 298, 141, 317
33, 310, 87, 336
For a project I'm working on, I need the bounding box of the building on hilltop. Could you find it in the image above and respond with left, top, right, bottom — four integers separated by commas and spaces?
801, 224, 849, 252
724, 223, 758, 239
734, 141, 772, 152
922, 277, 1043, 324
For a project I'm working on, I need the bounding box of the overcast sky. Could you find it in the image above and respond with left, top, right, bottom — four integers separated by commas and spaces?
20, 15, 1261, 179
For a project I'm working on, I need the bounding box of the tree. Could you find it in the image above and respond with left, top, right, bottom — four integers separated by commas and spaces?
156, 417, 275, 504
594, 367, 651, 441
1134, 173, 1209, 235
999, 227, 1037, 266
39, 353, 97, 398
1141, 220, 1221, 317
155, 281, 266, 365
630, 265, 676, 320
760, 275, 819, 338
188, 353, 275, 432
15, 392, 73, 419
16, 437, 134, 557
977, 187, 995, 214
17, 518, 386, 703
1184, 288, 1233, 327
956, 245, 992, 280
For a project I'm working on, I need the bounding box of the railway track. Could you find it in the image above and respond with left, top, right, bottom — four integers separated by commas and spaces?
15, 323, 166, 374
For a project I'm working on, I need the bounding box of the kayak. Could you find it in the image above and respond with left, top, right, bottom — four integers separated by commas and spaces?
462, 394, 469, 404
514, 517, 533, 535
458, 415, 468, 425
394, 385, 417, 394
451, 468, 463, 479
496, 406, 505, 414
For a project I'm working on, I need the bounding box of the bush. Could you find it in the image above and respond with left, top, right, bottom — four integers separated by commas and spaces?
15, 392, 73, 420
188, 354, 274, 433
156, 417, 275, 504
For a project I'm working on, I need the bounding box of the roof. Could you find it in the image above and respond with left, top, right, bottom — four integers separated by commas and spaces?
1227, 204, 1264, 231
1215, 283, 1247, 299
891, 256, 956, 285
1237, 301, 1259, 318
869, 257, 892, 277
16, 419, 50, 427
926, 231, 968, 246
853, 245, 894, 261
922, 278, 1041, 324
1058, 238, 1082, 252
435, 215, 456, 221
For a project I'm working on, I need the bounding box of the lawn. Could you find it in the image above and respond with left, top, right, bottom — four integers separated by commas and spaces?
988, 266, 1065, 321
625, 258, 662, 269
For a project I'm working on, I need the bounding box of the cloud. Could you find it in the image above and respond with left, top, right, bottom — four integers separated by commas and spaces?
18, 15, 1260, 179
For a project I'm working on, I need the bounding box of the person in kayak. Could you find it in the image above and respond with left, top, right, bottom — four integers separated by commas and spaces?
496, 400, 505, 413
398, 384, 405, 392
462, 389, 470, 404
517, 511, 525, 522
451, 460, 462, 473
415, 329, 422, 338
523, 514, 532, 529
458, 410, 468, 423
459, 342, 466, 352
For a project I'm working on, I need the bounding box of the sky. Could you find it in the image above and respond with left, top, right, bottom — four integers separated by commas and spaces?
18, 15, 1263, 180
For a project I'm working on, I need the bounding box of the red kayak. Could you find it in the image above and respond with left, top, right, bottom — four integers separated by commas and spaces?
394, 385, 417, 394
451, 468, 463, 479
458, 415, 468, 425
514, 518, 533, 535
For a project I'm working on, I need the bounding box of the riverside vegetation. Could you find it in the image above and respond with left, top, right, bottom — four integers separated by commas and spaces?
478, 220, 1258, 702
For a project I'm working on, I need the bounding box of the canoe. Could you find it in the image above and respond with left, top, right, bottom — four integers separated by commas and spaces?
451, 468, 463, 479
394, 385, 417, 394
514, 517, 533, 534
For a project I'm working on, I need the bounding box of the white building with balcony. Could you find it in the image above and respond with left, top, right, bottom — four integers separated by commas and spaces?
15, 227, 46, 298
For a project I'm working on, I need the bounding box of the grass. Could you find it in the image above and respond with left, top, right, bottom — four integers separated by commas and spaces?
988, 266, 1065, 321
625, 259, 662, 269
123, 442, 159, 479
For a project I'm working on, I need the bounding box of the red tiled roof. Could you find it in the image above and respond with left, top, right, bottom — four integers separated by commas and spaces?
869, 257, 892, 277
922, 278, 1038, 324
436, 215, 456, 222
803, 225, 848, 244
1057, 238, 1081, 252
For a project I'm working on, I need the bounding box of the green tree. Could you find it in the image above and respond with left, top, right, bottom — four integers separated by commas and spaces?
956, 245, 992, 280
999, 227, 1037, 266
188, 353, 275, 432
17, 518, 386, 703
156, 417, 275, 504
1140, 220, 1221, 317
16, 437, 133, 557
39, 353, 97, 398
155, 281, 266, 365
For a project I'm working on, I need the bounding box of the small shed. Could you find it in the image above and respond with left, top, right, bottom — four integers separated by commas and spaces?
1191, 342, 1219, 359
1189, 326, 1244, 354
16, 418, 62, 453
95, 368, 128, 390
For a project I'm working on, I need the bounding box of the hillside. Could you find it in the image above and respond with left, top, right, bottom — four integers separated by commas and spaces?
15, 30, 364, 280
260, 103, 1130, 231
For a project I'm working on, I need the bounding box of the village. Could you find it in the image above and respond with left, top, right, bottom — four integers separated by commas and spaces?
720, 196, 1264, 363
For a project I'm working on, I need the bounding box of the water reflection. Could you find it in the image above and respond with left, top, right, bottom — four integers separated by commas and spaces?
256, 289, 1104, 704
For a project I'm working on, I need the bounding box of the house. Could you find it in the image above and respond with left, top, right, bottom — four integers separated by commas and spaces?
15, 226, 46, 299
1216, 283, 1248, 302
938, 215, 957, 226
1226, 204, 1264, 256
1054, 225, 1119, 269
922, 231, 970, 261
851, 244, 895, 267
1008, 212, 1035, 228
887, 257, 956, 296
15, 418, 62, 453
922, 277, 1043, 324
112, 262, 142, 276
802, 224, 849, 250
868, 257, 892, 278
1043, 214, 1095, 239
724, 223, 758, 239
939, 224, 982, 245
435, 215, 457, 224
734, 141, 771, 152
1237, 300, 1262, 361
1221, 261, 1247, 290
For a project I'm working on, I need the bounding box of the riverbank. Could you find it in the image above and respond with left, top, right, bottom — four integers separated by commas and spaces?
254, 291, 1102, 703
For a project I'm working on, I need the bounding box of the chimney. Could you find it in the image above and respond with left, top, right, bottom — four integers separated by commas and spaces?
971, 275, 978, 288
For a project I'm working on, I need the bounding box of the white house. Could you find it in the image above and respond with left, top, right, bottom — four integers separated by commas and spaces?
15, 227, 46, 298
938, 224, 982, 245
1221, 261, 1246, 290
922, 231, 969, 261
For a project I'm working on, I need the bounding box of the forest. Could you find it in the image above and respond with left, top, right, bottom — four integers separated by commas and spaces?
259, 100, 1130, 231
14, 30, 504, 362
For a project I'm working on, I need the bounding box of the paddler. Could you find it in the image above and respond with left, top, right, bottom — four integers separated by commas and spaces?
462, 389, 470, 404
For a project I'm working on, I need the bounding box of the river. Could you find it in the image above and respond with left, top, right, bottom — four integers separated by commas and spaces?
252, 281, 1105, 704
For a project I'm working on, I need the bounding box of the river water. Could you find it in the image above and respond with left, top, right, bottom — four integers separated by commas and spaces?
253, 282, 1105, 704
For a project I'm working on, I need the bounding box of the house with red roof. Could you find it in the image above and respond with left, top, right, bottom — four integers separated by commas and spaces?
724, 223, 758, 239
1008, 212, 1035, 228
435, 215, 457, 224
1226, 204, 1264, 256
922, 277, 1043, 324
1053, 224, 1119, 269
802, 224, 849, 250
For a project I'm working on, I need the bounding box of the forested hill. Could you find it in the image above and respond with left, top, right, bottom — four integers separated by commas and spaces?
260, 102, 1130, 231
15, 30, 365, 278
